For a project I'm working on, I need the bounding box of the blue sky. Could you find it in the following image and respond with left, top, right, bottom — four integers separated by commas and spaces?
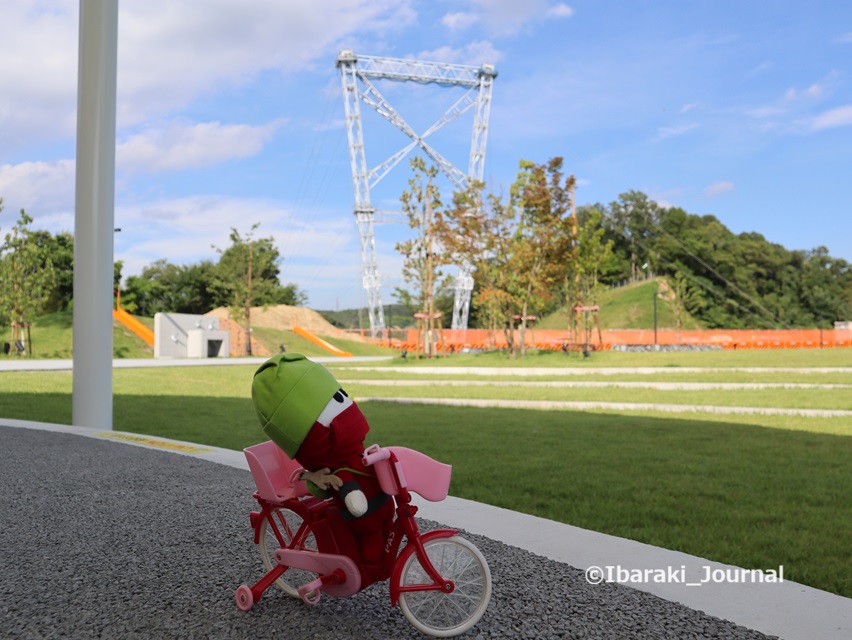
1, 1, 851, 311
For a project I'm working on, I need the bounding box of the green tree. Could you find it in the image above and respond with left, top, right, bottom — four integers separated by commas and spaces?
435, 177, 519, 353
606, 191, 662, 282
435, 157, 576, 358
0, 205, 57, 355
34, 230, 74, 313
397, 158, 450, 356
121, 259, 217, 315
213, 224, 284, 355
509, 157, 576, 357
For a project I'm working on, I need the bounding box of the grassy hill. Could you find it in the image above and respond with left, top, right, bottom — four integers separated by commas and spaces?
537, 277, 704, 331
2, 310, 395, 360
2, 281, 701, 359
3, 311, 155, 360
317, 304, 415, 330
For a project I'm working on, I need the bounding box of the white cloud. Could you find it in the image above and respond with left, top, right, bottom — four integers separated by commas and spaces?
747, 60, 773, 77
810, 104, 852, 131
115, 194, 356, 273
466, 0, 562, 36
442, 11, 480, 30
704, 181, 734, 197
653, 123, 699, 142
783, 83, 824, 103
0, 160, 75, 217
833, 32, 852, 44
0, 2, 79, 151
417, 41, 503, 66
680, 102, 702, 114
546, 4, 575, 19
0, 0, 416, 146
117, 119, 284, 173
744, 106, 785, 118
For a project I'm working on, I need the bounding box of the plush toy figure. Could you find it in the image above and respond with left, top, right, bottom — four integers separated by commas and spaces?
251, 353, 393, 574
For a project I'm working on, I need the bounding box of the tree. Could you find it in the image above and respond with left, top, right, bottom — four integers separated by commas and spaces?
397, 158, 450, 356
121, 259, 216, 316
213, 224, 283, 355
34, 230, 74, 313
508, 158, 576, 357
435, 176, 519, 353
567, 206, 616, 346
434, 157, 576, 358
0, 205, 56, 355
604, 191, 663, 282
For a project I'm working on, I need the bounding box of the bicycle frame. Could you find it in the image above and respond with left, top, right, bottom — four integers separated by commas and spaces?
245, 448, 458, 607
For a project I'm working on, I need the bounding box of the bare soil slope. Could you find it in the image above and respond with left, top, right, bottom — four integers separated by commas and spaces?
205, 304, 363, 341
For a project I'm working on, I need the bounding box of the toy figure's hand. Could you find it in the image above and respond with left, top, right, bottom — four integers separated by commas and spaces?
301, 468, 343, 491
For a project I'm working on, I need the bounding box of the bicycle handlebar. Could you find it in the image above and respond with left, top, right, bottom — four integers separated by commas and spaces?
362, 444, 390, 467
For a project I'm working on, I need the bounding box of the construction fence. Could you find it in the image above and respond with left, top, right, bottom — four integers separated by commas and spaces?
350, 328, 852, 352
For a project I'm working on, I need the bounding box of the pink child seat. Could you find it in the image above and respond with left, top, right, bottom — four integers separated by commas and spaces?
244, 441, 310, 504
368, 445, 452, 502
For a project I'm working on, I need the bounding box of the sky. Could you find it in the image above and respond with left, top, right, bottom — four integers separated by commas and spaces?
1, 1, 851, 312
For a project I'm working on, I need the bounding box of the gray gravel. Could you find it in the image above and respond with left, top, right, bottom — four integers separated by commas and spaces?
0, 426, 779, 639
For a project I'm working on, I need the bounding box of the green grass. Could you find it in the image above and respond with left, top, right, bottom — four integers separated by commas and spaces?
6, 311, 155, 359
1, 361, 850, 598
340, 382, 852, 410
2, 311, 393, 360
340, 345, 852, 368
250, 326, 396, 358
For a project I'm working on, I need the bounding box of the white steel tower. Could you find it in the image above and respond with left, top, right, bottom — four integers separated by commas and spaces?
336, 50, 497, 335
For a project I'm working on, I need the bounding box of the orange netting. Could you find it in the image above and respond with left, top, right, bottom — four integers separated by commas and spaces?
348, 328, 852, 352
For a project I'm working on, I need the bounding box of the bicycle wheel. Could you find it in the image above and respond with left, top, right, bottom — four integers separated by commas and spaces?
397, 536, 491, 638
257, 507, 318, 597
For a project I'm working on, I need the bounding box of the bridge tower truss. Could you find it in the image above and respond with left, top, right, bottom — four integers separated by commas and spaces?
336, 50, 497, 335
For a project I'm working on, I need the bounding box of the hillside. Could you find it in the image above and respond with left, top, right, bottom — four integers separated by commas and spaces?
537, 277, 703, 331
8, 307, 396, 360
205, 304, 363, 340
317, 304, 415, 330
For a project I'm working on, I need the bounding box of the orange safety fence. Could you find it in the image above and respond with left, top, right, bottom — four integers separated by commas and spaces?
352, 328, 852, 352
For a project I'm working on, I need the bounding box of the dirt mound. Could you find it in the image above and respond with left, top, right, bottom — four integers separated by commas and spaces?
205, 305, 362, 341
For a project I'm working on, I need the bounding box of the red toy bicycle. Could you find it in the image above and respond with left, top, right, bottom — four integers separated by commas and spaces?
235, 441, 492, 637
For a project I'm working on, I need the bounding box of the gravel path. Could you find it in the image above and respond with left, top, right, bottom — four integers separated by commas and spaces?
1, 427, 777, 639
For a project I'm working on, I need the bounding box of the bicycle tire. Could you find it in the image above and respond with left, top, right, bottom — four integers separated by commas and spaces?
397, 536, 491, 637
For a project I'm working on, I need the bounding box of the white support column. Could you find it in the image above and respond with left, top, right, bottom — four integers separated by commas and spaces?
72, 0, 118, 429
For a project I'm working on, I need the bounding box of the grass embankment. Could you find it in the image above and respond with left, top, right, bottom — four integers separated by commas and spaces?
1, 351, 849, 598
4, 310, 394, 360
9, 311, 155, 359
537, 278, 703, 330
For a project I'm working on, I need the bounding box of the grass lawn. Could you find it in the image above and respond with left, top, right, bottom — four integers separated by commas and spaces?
359, 346, 852, 368
15, 311, 155, 359
0, 359, 849, 598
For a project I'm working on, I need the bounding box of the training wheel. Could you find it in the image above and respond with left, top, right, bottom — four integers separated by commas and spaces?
235, 584, 254, 611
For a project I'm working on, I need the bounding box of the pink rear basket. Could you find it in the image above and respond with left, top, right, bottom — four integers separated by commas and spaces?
244, 441, 310, 504
375, 447, 452, 502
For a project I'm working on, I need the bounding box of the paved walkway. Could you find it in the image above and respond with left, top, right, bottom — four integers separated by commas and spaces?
2, 418, 850, 639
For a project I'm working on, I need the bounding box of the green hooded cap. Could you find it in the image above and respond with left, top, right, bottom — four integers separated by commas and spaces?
251, 353, 340, 458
